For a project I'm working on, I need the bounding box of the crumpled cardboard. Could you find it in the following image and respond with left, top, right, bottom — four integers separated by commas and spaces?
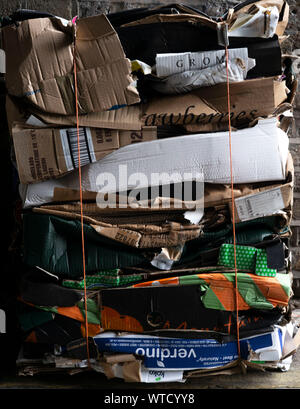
33, 204, 202, 248
142, 76, 288, 128
15, 75, 290, 132
1, 14, 140, 115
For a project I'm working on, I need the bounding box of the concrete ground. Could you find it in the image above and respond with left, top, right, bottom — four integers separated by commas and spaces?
0, 303, 300, 391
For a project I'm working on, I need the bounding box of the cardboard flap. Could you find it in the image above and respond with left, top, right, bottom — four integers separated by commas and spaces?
121, 13, 218, 30
142, 77, 287, 127
122, 360, 142, 383
1, 14, 140, 115
76, 14, 115, 40
31, 104, 143, 130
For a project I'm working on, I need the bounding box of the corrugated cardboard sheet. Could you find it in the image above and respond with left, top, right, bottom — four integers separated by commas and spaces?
24, 76, 289, 131
1, 14, 140, 115
12, 123, 157, 184
19, 117, 290, 209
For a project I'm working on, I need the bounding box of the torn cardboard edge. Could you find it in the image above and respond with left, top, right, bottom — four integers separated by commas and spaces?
1, 14, 140, 115
226, 0, 290, 37
141, 76, 289, 128
32, 206, 202, 249
5, 94, 143, 133
118, 0, 289, 38
94, 320, 299, 382
120, 12, 218, 30
15, 323, 300, 382
32, 204, 202, 230
40, 192, 204, 212
8, 75, 292, 133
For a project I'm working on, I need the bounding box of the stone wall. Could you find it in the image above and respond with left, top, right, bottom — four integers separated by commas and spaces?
0, 0, 299, 277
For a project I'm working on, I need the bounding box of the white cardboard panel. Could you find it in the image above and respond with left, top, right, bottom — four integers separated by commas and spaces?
20, 118, 288, 208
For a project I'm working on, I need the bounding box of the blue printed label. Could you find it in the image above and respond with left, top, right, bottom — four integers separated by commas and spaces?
94, 330, 279, 370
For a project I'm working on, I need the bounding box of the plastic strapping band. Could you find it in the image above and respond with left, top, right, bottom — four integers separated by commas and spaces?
73, 18, 91, 367
224, 32, 241, 359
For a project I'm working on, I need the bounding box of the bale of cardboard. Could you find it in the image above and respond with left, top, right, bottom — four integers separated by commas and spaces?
1, 0, 300, 382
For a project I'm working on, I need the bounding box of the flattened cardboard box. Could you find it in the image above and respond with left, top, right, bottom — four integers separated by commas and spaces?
33, 204, 201, 248
20, 118, 289, 209
48, 151, 293, 213
142, 76, 288, 128
26, 76, 289, 131
94, 327, 285, 370
1, 14, 140, 115
12, 123, 157, 184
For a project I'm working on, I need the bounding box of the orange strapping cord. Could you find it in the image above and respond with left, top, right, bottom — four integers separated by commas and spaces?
73, 19, 91, 367
225, 43, 241, 359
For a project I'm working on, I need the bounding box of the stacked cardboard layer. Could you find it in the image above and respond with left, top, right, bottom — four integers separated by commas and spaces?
1, 0, 300, 382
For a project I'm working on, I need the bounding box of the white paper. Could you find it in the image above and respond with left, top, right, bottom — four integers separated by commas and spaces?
152, 58, 256, 95
20, 118, 289, 208
229, 6, 279, 38
155, 48, 249, 77
235, 187, 286, 222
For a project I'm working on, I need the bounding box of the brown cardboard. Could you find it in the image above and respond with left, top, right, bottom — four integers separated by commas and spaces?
51, 187, 203, 210
204, 180, 292, 210
27, 76, 288, 131
50, 187, 204, 213
119, 127, 157, 147
142, 91, 217, 127
6, 94, 143, 131
198, 77, 287, 115
31, 104, 143, 130
1, 14, 140, 115
12, 124, 116, 184
122, 361, 142, 383
5, 95, 29, 136
142, 77, 287, 127
50, 178, 291, 216
91, 224, 142, 248
33, 205, 201, 248
99, 359, 142, 382
103, 354, 137, 364
12, 123, 157, 184
121, 12, 218, 30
